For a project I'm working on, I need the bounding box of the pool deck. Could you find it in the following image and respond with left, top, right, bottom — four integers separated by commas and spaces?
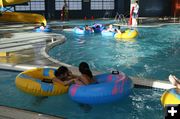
0, 106, 64, 119
0, 21, 178, 118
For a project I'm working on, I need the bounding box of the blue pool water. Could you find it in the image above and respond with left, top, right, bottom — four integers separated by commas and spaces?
49, 24, 180, 80
0, 70, 164, 119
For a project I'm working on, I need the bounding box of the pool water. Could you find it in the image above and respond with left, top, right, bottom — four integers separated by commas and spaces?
0, 70, 164, 119
49, 19, 115, 27
49, 24, 180, 80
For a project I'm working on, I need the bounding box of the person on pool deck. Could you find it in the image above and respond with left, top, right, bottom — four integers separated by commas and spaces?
169, 74, 180, 89
74, 62, 96, 85
52, 66, 76, 86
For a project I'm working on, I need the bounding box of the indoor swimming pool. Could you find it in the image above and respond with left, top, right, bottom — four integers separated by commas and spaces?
0, 22, 179, 119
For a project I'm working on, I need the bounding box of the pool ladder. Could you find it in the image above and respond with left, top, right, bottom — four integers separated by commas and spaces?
114, 13, 128, 25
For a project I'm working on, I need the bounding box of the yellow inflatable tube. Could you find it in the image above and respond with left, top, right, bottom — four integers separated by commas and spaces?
114, 29, 138, 40
161, 88, 180, 107
15, 68, 69, 96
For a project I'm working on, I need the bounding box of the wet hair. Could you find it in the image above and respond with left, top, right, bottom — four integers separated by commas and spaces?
96, 25, 100, 28
55, 66, 69, 78
41, 23, 45, 26
79, 62, 93, 79
114, 29, 117, 32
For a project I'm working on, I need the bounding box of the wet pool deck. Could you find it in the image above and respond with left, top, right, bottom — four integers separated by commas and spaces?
0, 20, 179, 118
0, 106, 64, 119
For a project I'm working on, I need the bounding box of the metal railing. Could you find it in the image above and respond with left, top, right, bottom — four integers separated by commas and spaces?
114, 12, 128, 25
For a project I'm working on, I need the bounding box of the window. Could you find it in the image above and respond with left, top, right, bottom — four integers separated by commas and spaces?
55, 0, 82, 10
91, 0, 114, 10
15, 2, 30, 11
30, 0, 45, 11
69, 0, 82, 10
91, 0, 102, 10
15, 0, 45, 11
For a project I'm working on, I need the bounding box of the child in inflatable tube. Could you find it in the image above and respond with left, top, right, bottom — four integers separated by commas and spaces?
74, 25, 94, 35
53, 62, 95, 86
74, 62, 96, 85
68, 62, 133, 104
52, 66, 76, 86
34, 23, 52, 32
92, 24, 104, 33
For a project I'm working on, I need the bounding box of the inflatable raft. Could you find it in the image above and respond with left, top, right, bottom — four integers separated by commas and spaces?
114, 29, 138, 39
15, 68, 69, 96
161, 88, 180, 107
68, 71, 133, 104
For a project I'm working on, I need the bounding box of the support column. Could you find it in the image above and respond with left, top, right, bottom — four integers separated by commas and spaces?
45, 0, 55, 19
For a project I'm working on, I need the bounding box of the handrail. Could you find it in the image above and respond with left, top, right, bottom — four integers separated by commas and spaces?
114, 12, 128, 25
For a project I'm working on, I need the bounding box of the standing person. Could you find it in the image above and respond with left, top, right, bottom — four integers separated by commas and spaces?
61, 2, 68, 21
61, 3, 65, 21
132, 0, 139, 27
64, 3, 69, 21
133, 0, 139, 19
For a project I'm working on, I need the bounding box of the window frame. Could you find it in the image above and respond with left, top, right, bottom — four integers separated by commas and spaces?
91, 0, 114, 10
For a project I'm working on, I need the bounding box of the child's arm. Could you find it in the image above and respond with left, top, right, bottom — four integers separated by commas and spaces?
78, 76, 90, 85
53, 77, 74, 86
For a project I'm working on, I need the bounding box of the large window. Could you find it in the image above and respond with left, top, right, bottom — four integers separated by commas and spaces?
55, 0, 82, 10
15, 0, 45, 11
15, 2, 30, 11
91, 0, 114, 10
30, 0, 45, 10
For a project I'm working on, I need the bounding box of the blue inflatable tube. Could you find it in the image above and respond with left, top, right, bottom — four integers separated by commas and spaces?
35, 28, 52, 32
68, 71, 133, 104
101, 30, 115, 37
73, 27, 94, 35
92, 24, 104, 33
